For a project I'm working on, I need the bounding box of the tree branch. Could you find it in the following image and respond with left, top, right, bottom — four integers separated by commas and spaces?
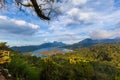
16, 1, 33, 7
30, 0, 50, 20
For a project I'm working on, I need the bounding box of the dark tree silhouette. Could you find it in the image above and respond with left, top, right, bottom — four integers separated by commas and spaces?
0, 0, 56, 20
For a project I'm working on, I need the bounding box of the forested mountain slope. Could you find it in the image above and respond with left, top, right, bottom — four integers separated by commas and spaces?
65, 38, 120, 49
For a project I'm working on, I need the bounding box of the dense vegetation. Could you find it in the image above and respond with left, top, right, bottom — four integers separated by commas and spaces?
0, 42, 11, 64
1, 43, 120, 80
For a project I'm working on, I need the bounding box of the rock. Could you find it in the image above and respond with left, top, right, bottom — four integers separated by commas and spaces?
0, 74, 7, 80
0, 68, 12, 80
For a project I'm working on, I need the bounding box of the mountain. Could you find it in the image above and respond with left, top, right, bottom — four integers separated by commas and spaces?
65, 38, 120, 49
11, 38, 120, 52
11, 41, 67, 53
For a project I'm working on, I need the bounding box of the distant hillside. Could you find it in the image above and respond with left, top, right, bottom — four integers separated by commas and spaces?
11, 38, 120, 52
11, 41, 67, 52
65, 38, 120, 49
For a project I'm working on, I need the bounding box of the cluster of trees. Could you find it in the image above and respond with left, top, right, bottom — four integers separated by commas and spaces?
1, 43, 119, 80
0, 42, 11, 51
0, 42, 11, 64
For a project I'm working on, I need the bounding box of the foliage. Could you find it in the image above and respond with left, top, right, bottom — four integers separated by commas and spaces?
5, 54, 40, 80
0, 42, 10, 50
0, 42, 11, 64
1, 43, 120, 80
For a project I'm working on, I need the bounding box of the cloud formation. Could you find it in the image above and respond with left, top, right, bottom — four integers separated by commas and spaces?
89, 29, 120, 40
1, 0, 120, 46
49, 0, 120, 41
0, 16, 39, 36
0, 15, 41, 46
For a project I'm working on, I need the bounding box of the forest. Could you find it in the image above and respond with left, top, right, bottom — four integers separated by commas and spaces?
0, 42, 120, 80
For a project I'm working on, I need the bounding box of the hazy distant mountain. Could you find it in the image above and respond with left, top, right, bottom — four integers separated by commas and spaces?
11, 38, 120, 52
11, 41, 67, 53
65, 38, 120, 49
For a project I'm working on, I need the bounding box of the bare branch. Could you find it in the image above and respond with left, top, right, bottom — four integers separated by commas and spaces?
30, 0, 50, 20
15, 0, 33, 7
0, 0, 57, 20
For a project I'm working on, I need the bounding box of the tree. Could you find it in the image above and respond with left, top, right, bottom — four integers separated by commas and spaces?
0, 0, 57, 20
0, 42, 10, 50
0, 42, 11, 64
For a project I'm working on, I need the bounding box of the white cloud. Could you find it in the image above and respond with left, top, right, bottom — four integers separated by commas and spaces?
0, 16, 7, 20
89, 30, 113, 39
1, 0, 120, 46
71, 0, 87, 5
89, 29, 120, 39
0, 15, 39, 36
46, 0, 120, 42
67, 8, 97, 22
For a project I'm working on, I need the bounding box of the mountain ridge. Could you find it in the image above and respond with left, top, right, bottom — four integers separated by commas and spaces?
11, 41, 67, 52
65, 38, 120, 49
11, 38, 120, 52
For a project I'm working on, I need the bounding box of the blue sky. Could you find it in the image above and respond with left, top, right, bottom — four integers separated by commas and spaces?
0, 0, 120, 46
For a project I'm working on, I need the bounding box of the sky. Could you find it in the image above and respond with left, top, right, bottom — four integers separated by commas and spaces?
0, 0, 120, 46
